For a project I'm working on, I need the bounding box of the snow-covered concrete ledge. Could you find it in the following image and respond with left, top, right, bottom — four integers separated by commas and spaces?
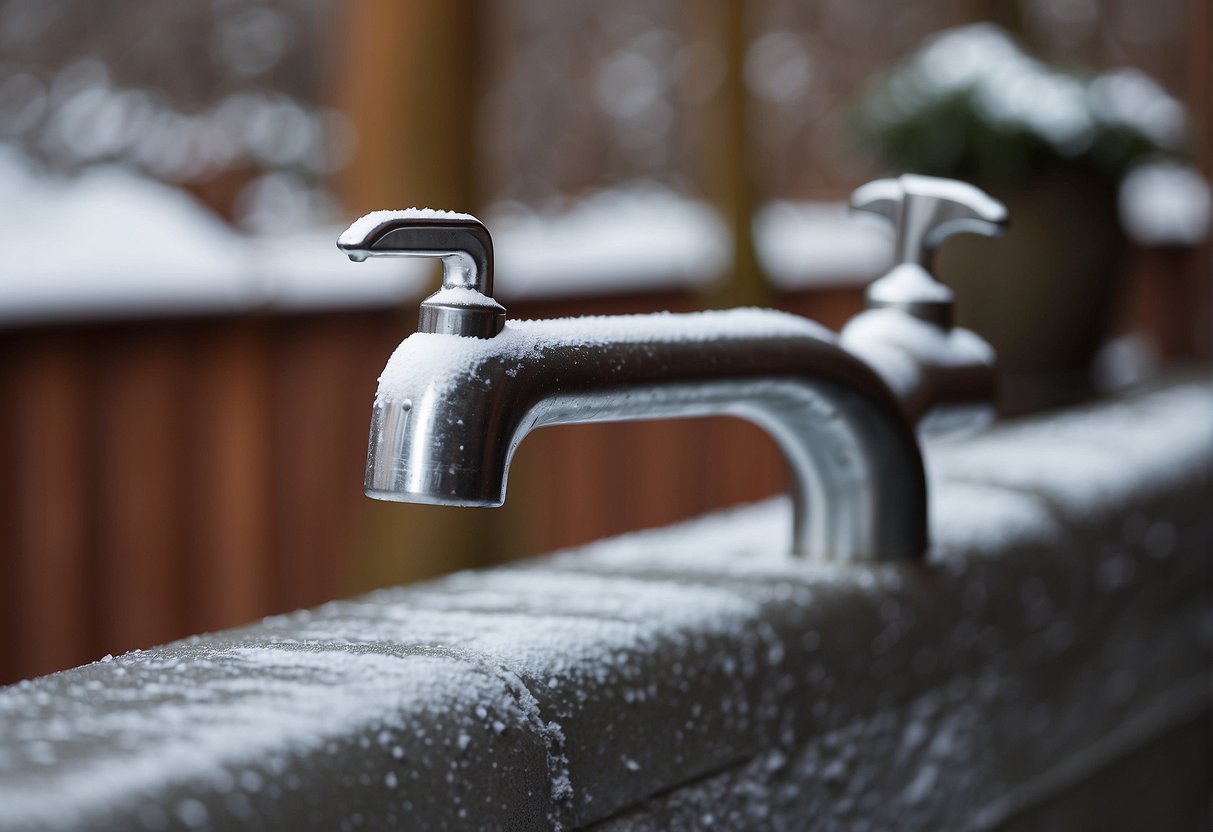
0, 379, 1209, 830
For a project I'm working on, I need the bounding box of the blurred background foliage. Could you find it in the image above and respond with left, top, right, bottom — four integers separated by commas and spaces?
853, 24, 1189, 188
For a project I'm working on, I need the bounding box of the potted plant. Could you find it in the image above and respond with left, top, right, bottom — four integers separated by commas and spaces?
853, 23, 1190, 409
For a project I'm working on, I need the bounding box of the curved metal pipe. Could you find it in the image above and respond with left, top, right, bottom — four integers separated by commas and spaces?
365, 310, 927, 562
338, 211, 504, 337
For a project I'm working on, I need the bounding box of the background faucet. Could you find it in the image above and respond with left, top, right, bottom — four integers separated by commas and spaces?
843, 174, 1008, 434
339, 176, 1006, 563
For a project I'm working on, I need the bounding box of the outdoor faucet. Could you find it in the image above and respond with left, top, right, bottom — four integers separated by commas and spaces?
842, 174, 1008, 434
338, 175, 1006, 562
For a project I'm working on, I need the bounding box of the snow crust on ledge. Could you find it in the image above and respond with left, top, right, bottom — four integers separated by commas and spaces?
924, 380, 1213, 520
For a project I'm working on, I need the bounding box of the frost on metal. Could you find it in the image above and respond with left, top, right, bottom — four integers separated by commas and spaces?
423, 286, 501, 307
374, 308, 836, 404
0, 380, 1209, 831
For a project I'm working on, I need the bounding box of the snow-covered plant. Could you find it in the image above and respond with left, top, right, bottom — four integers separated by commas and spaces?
853, 24, 1188, 187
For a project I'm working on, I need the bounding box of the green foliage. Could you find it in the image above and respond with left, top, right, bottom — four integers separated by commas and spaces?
852, 24, 1188, 189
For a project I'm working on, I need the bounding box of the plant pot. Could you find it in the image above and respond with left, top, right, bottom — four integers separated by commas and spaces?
933, 171, 1127, 413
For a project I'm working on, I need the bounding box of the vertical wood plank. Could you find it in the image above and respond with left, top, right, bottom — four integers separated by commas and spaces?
7, 333, 93, 681
186, 321, 273, 632
333, 0, 477, 212
702, 416, 786, 511
0, 334, 15, 682
93, 327, 188, 655
625, 419, 704, 533
271, 316, 372, 610
539, 426, 598, 550
689, 0, 768, 310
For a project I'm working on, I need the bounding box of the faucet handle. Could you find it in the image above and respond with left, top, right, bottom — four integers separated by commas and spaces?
851, 174, 1007, 267
338, 209, 506, 338
850, 175, 1007, 327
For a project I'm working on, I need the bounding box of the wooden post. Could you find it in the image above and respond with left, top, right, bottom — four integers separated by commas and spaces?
332, 0, 477, 213
691, 0, 769, 310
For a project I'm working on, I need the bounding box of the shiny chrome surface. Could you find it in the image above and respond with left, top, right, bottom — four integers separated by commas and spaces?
845, 174, 1006, 433
343, 177, 1007, 562
841, 308, 998, 433
338, 211, 505, 337
364, 315, 926, 561
851, 174, 1007, 328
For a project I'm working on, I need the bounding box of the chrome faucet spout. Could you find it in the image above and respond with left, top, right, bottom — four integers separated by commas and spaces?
364, 310, 926, 562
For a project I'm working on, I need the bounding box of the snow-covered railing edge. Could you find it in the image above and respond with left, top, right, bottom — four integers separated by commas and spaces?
0, 378, 1209, 831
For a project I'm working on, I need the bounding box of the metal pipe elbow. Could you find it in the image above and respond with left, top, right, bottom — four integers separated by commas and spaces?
364, 310, 928, 562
